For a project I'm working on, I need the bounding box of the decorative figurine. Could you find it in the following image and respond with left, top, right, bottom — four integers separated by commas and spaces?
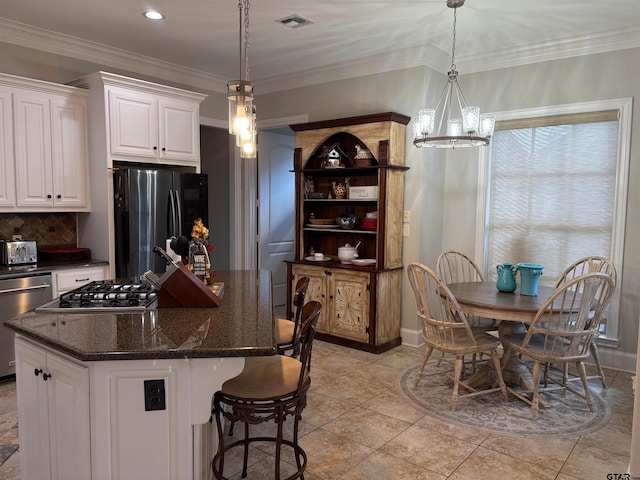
320, 143, 347, 168
189, 218, 214, 284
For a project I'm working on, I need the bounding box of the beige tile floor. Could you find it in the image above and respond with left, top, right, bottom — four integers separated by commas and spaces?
0, 340, 634, 480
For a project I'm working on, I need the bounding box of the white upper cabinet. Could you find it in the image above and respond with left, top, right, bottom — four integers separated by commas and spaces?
158, 97, 202, 163
103, 77, 204, 167
0, 73, 90, 212
108, 88, 157, 158
108, 89, 200, 165
0, 88, 15, 207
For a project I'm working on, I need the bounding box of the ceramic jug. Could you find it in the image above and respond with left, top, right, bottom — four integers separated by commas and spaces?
496, 263, 518, 292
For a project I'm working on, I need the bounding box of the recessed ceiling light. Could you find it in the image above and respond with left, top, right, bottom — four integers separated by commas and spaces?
143, 10, 165, 20
276, 14, 313, 29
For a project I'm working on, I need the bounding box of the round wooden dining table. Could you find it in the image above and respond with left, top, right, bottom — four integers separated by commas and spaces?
446, 281, 558, 323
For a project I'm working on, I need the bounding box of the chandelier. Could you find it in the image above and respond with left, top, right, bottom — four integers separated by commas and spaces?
413, 0, 494, 149
228, 0, 256, 158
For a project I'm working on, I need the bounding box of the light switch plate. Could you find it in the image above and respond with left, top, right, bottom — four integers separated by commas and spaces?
403, 210, 410, 223
403, 224, 410, 237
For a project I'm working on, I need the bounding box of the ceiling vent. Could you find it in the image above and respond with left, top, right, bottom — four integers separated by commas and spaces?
276, 14, 314, 29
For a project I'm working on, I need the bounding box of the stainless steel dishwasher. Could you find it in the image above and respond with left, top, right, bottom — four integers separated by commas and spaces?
0, 272, 53, 378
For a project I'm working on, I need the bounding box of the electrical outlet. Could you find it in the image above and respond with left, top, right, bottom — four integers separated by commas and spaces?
11, 234, 22, 241
144, 379, 166, 411
8, 360, 15, 367
403, 210, 410, 223
403, 224, 410, 237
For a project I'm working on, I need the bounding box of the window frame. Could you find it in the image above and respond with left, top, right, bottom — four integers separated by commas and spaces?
475, 97, 632, 343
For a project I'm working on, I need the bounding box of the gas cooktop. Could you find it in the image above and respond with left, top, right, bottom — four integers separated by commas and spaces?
36, 280, 158, 313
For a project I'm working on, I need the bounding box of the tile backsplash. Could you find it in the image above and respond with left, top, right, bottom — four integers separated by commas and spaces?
0, 213, 77, 247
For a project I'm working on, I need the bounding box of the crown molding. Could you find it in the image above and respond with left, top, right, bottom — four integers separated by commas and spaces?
458, 26, 640, 74
256, 44, 448, 94
0, 18, 228, 93
1, 17, 639, 95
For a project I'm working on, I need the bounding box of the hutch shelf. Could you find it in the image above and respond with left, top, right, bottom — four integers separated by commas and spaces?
285, 112, 410, 353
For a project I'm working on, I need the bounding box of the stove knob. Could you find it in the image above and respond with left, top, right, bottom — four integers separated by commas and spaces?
59, 300, 72, 308
80, 299, 92, 307
109, 299, 120, 307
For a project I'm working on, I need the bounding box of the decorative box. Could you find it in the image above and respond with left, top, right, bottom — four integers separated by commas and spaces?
348, 186, 378, 200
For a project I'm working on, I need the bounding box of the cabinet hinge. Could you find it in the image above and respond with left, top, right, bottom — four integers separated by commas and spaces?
366, 283, 371, 291
365, 326, 370, 334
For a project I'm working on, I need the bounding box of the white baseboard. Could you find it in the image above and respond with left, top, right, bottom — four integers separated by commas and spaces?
597, 346, 637, 373
400, 327, 638, 373
400, 328, 423, 348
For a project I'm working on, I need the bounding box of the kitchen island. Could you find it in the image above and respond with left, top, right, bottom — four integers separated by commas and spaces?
4, 270, 275, 480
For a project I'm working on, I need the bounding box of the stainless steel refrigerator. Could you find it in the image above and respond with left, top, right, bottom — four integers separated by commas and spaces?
113, 167, 208, 278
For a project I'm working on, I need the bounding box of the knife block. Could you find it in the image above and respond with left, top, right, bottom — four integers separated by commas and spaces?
157, 265, 221, 307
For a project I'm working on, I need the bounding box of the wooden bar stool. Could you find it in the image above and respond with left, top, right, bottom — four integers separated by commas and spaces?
211, 301, 322, 480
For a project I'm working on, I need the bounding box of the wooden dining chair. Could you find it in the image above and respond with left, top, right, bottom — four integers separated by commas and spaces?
436, 251, 499, 330
407, 262, 507, 410
436, 251, 499, 371
555, 256, 617, 387
500, 272, 614, 419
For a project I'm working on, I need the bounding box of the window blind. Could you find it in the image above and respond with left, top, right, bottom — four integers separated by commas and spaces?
486, 119, 619, 287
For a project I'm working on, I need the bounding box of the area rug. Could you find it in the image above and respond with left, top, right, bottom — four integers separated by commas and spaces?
396, 363, 611, 438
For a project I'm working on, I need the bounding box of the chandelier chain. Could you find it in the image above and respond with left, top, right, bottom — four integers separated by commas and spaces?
243, 0, 250, 81
451, 6, 457, 70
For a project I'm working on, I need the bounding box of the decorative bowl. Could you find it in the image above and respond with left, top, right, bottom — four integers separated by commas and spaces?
336, 215, 357, 229
309, 218, 336, 225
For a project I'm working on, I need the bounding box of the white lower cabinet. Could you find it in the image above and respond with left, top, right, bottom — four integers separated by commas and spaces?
51, 265, 107, 297
15, 337, 90, 480
14, 334, 245, 480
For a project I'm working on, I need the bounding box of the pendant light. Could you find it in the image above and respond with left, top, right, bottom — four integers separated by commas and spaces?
228, 0, 256, 158
413, 0, 494, 149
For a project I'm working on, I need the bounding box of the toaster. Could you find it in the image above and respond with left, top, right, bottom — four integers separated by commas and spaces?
0, 240, 38, 265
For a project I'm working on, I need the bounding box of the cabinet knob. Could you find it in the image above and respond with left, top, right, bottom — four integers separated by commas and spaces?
47, 194, 52, 199
42, 372, 52, 381
162, 147, 166, 151
153, 146, 158, 150
57, 194, 62, 199
34, 368, 43, 377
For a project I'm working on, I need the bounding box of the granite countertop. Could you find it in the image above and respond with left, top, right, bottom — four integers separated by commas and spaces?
0, 258, 109, 277
4, 270, 276, 362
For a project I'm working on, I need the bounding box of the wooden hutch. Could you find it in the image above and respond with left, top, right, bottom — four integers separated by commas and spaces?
285, 112, 410, 353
